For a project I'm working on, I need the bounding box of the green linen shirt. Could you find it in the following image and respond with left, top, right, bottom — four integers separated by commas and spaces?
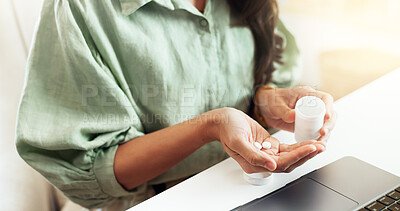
16, 0, 301, 208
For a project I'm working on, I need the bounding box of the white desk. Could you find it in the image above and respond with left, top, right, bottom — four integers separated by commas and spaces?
131, 68, 400, 211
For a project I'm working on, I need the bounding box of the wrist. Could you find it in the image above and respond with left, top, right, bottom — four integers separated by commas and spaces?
255, 85, 276, 107
198, 107, 235, 143
196, 110, 221, 144
254, 85, 276, 127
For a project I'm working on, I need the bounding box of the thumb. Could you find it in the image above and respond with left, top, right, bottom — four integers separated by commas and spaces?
271, 104, 295, 123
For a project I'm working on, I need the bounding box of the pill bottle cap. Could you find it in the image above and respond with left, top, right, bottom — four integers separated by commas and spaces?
295, 96, 326, 119
243, 172, 273, 186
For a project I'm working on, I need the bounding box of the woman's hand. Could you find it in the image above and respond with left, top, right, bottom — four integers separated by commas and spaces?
114, 107, 324, 190
261, 138, 325, 173
205, 108, 325, 174
255, 86, 337, 143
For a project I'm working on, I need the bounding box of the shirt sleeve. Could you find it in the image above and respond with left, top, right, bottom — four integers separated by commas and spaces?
270, 19, 303, 88
15, 0, 145, 208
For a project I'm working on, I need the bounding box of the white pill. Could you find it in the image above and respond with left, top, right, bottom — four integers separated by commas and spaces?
262, 141, 272, 149
253, 142, 262, 150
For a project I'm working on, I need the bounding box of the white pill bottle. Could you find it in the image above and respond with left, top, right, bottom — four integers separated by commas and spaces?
243, 172, 273, 186
294, 96, 326, 142
243, 141, 273, 185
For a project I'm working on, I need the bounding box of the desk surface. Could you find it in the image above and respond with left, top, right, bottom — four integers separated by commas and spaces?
131, 68, 400, 211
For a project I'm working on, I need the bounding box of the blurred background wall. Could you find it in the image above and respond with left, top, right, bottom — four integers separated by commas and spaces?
279, 0, 400, 99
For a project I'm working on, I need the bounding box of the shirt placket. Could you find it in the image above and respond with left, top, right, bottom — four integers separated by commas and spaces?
197, 4, 220, 110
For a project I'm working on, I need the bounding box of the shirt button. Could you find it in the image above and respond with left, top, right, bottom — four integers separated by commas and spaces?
199, 19, 208, 27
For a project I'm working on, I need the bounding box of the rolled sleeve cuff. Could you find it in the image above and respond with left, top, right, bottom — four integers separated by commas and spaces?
93, 129, 146, 198
93, 144, 133, 197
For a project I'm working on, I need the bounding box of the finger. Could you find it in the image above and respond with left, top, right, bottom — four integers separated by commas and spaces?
222, 143, 273, 172
311, 139, 327, 151
284, 150, 319, 173
275, 144, 317, 171
284, 142, 326, 173
279, 140, 317, 152
293, 86, 317, 101
264, 117, 295, 132
313, 142, 326, 153
230, 153, 273, 174
270, 104, 295, 123
325, 111, 337, 131
264, 93, 295, 122
315, 91, 334, 118
319, 111, 337, 137
227, 137, 277, 171
318, 131, 331, 144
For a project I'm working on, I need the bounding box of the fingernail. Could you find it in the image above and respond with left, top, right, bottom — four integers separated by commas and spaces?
318, 144, 326, 152
320, 128, 327, 135
266, 161, 276, 171
310, 145, 317, 153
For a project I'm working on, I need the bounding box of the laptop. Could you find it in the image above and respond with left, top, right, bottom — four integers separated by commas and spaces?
232, 156, 400, 211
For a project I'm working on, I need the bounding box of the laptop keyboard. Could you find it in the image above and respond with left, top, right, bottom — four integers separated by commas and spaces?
358, 185, 400, 211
